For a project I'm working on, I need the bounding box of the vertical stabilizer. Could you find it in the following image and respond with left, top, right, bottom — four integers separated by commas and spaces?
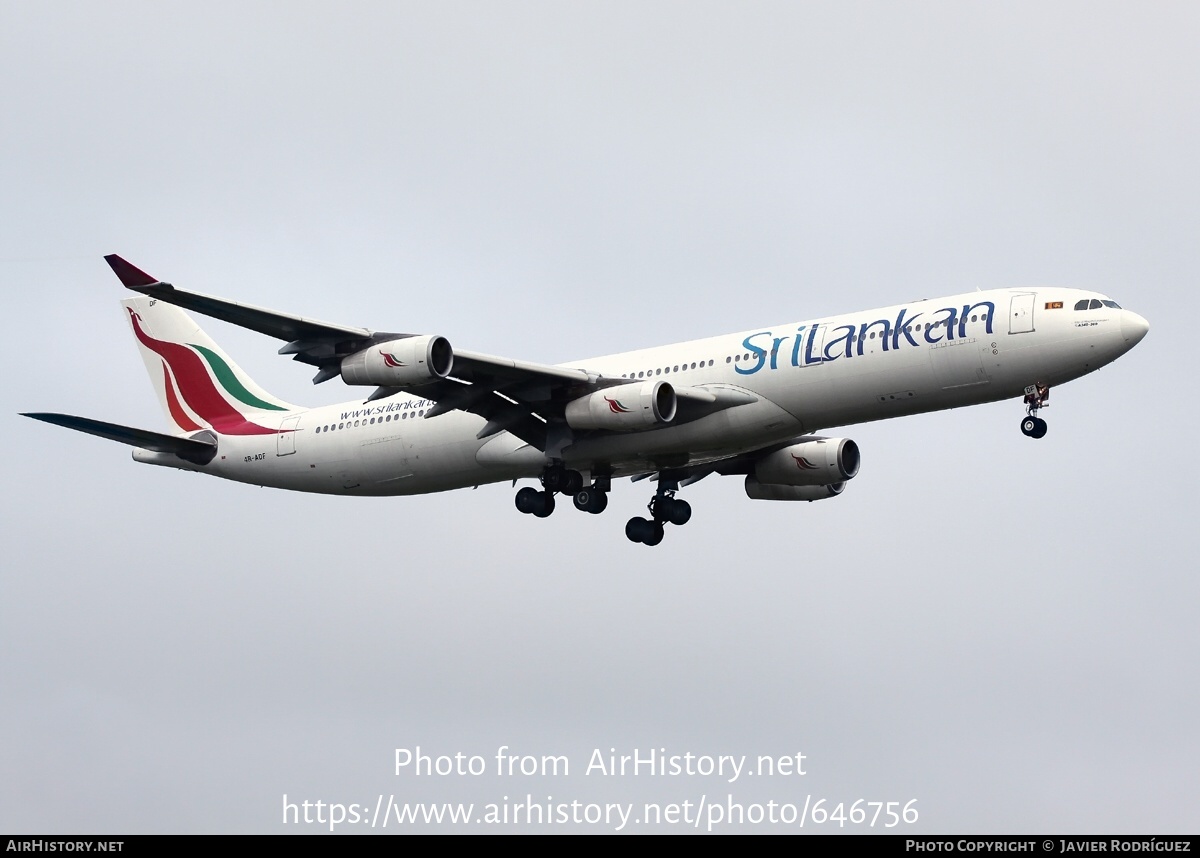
123, 296, 298, 435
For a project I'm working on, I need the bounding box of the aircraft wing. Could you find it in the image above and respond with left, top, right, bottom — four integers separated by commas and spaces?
105, 255, 749, 452
105, 254, 371, 345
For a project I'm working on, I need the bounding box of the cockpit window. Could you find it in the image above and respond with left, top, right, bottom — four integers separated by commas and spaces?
1102, 300, 1121, 309
1074, 299, 1090, 310
1089, 299, 1103, 310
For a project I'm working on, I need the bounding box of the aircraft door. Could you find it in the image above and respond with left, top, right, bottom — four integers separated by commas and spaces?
277, 415, 301, 455
1009, 293, 1036, 335
799, 324, 827, 367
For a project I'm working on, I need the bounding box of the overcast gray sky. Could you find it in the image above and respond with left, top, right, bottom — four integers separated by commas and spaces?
2, 1, 1196, 833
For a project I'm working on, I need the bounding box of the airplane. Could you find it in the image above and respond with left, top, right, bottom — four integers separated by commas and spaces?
22, 255, 1150, 546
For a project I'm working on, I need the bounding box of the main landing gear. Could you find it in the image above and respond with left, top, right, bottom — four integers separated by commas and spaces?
1020, 382, 1050, 439
515, 466, 692, 545
625, 479, 691, 547
515, 465, 608, 518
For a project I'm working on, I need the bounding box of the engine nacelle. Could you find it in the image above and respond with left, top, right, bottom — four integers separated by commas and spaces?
564, 381, 677, 431
744, 477, 845, 502
752, 437, 861, 487
339, 336, 453, 387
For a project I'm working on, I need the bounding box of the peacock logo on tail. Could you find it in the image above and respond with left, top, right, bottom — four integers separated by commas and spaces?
127, 307, 288, 435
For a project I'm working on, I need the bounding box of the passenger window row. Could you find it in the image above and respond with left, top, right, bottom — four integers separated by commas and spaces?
621, 359, 716, 380
314, 410, 426, 434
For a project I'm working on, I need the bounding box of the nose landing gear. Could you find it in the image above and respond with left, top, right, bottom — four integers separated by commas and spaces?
1020, 415, 1047, 438
1020, 383, 1050, 439
626, 478, 692, 546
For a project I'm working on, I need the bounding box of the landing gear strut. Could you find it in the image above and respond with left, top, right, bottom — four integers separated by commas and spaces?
1020, 383, 1050, 439
626, 478, 692, 546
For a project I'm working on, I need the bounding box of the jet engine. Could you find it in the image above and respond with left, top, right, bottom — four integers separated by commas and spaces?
752, 437, 861, 487
339, 335, 453, 386
565, 381, 677, 431
744, 478, 845, 502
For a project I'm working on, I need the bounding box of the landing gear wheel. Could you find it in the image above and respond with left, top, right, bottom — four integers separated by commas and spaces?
1031, 417, 1048, 439
657, 497, 692, 526
561, 470, 584, 495
625, 517, 665, 545
1021, 416, 1038, 437
532, 491, 556, 518
574, 488, 608, 514
543, 467, 583, 494
626, 517, 652, 543
515, 486, 541, 514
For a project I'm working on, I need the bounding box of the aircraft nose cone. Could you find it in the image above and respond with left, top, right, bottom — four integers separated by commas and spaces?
1121, 310, 1150, 347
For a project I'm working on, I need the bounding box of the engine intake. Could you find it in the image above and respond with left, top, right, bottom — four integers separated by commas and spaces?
340, 336, 453, 387
565, 381, 676, 431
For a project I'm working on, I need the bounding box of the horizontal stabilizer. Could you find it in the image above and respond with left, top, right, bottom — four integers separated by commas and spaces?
21, 412, 217, 465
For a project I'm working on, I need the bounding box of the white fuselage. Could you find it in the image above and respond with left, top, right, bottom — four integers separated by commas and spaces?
135, 287, 1147, 495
